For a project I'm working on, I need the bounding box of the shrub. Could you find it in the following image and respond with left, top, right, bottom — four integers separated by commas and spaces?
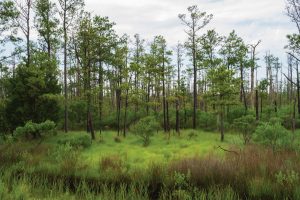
49, 143, 81, 173
226, 106, 247, 124
57, 134, 91, 149
114, 136, 122, 143
233, 115, 257, 144
253, 118, 291, 152
14, 120, 56, 140
68, 100, 87, 130
198, 112, 217, 131
130, 116, 160, 146
187, 130, 197, 140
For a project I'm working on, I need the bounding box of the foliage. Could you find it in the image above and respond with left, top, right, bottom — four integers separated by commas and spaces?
233, 115, 257, 144
130, 116, 160, 146
5, 52, 60, 131
253, 118, 292, 152
57, 134, 92, 149
199, 112, 217, 131
14, 120, 56, 140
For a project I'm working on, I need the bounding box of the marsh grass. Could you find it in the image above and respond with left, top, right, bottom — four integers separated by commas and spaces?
1, 130, 300, 199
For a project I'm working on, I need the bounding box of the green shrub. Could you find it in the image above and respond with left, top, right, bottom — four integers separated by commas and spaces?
68, 100, 87, 130
114, 136, 122, 143
198, 112, 217, 131
58, 134, 91, 149
233, 115, 257, 144
253, 118, 291, 152
226, 106, 247, 124
187, 130, 197, 140
130, 116, 160, 146
14, 120, 56, 140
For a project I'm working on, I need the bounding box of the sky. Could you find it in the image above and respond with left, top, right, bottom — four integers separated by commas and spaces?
85, 0, 296, 69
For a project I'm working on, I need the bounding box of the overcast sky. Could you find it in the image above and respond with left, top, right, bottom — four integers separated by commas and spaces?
84, 0, 296, 67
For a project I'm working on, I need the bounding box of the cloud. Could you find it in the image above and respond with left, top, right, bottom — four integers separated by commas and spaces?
85, 0, 297, 73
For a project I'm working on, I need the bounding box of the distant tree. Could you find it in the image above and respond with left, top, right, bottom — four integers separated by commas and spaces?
249, 40, 261, 108
258, 79, 269, 115
175, 42, 184, 134
179, 5, 213, 129
207, 65, 239, 141
220, 31, 249, 112
93, 15, 116, 134
13, 0, 33, 67
74, 13, 96, 140
6, 51, 60, 131
58, 0, 84, 133
0, 0, 19, 60
34, 0, 60, 58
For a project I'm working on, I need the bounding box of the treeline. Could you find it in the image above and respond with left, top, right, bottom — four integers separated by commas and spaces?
0, 0, 299, 141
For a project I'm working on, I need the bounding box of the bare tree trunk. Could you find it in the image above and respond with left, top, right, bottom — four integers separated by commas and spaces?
192, 32, 197, 129
63, 8, 68, 133
220, 105, 224, 142
255, 89, 259, 121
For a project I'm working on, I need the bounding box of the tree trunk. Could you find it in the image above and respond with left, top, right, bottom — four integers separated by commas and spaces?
63, 8, 68, 133
192, 31, 197, 129
176, 99, 180, 135
297, 61, 300, 116
220, 105, 224, 142
123, 86, 129, 137
255, 89, 259, 121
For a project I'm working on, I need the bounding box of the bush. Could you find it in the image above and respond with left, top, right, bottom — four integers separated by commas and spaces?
130, 116, 160, 146
57, 134, 92, 149
253, 118, 292, 152
226, 106, 247, 124
68, 100, 87, 130
198, 112, 217, 131
233, 115, 257, 144
14, 120, 56, 140
114, 136, 122, 143
49, 143, 81, 174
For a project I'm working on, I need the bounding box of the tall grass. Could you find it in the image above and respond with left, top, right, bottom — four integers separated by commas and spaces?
1, 133, 300, 199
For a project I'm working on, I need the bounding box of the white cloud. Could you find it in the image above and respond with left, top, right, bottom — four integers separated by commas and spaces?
84, 0, 297, 72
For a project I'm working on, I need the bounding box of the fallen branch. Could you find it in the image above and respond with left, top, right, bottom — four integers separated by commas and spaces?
217, 145, 239, 155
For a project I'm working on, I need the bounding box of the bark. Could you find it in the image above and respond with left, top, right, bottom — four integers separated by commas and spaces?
63, 2, 68, 133
220, 105, 224, 142
255, 89, 259, 121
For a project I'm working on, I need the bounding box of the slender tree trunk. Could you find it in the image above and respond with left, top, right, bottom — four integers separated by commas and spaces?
87, 62, 95, 140
116, 88, 121, 136
192, 30, 197, 129
255, 89, 259, 120
123, 85, 129, 137
63, 7, 68, 133
240, 65, 247, 112
98, 62, 103, 134
176, 99, 180, 135
162, 66, 167, 132
220, 105, 224, 142
26, 1, 30, 67
297, 61, 300, 116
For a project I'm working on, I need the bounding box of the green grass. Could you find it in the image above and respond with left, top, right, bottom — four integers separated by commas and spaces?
44, 129, 242, 172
